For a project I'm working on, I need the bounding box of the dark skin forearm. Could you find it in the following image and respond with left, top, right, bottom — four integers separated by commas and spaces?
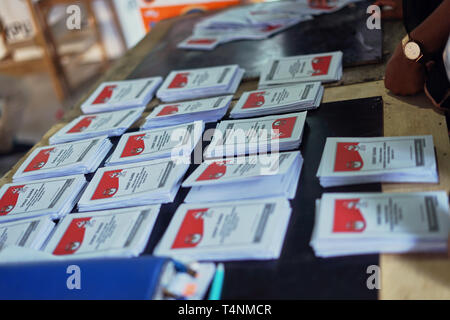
410, 0, 450, 55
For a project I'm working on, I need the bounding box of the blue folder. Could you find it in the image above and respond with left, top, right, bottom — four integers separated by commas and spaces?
0, 256, 171, 300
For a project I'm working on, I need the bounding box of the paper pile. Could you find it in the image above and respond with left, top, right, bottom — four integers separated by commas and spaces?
204, 112, 307, 158
177, 0, 357, 50
258, 51, 343, 88
317, 135, 439, 187
156, 65, 244, 102
77, 158, 190, 212
0, 217, 55, 251
44, 205, 161, 258
49, 108, 144, 145
0, 175, 87, 223
105, 121, 204, 166
141, 96, 232, 130
183, 151, 303, 202
81, 78, 162, 114
310, 192, 450, 257
154, 198, 292, 261
230, 82, 323, 118
13, 137, 112, 182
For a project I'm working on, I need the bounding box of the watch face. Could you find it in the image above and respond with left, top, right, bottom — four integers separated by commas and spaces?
404, 42, 421, 60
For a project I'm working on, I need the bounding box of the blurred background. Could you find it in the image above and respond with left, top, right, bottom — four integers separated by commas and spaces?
0, 0, 265, 174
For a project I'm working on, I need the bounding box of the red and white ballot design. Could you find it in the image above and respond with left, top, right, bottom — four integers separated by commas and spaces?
44, 205, 160, 258
0, 217, 55, 251
154, 198, 292, 261
205, 112, 306, 157
77, 158, 189, 211
316, 136, 438, 186
81, 78, 162, 114
149, 96, 231, 119
177, 36, 221, 50
49, 108, 144, 144
183, 151, 299, 187
157, 65, 244, 102
106, 121, 203, 166
14, 137, 110, 181
0, 175, 86, 222
258, 51, 342, 87
231, 82, 323, 118
310, 192, 450, 257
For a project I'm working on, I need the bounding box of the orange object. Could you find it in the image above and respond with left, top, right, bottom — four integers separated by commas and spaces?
138, 0, 240, 32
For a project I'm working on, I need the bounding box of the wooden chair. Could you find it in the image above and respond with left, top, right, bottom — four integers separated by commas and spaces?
0, 0, 126, 102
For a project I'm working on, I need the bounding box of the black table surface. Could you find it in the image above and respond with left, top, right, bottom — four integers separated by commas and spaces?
129, 0, 382, 80
134, 96, 383, 299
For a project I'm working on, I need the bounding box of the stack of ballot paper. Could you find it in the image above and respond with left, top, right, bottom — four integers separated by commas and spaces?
49, 108, 144, 145
81, 78, 163, 114
43, 205, 160, 258
317, 135, 439, 187
177, 1, 357, 50
77, 158, 190, 212
141, 96, 232, 129
0, 217, 55, 251
13, 137, 112, 182
154, 198, 292, 261
0, 175, 86, 223
258, 51, 343, 88
204, 112, 307, 158
310, 191, 450, 257
230, 82, 323, 118
156, 65, 244, 102
183, 151, 303, 202
105, 121, 204, 166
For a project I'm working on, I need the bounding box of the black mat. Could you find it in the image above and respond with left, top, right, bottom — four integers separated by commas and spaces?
129, 1, 382, 80
136, 96, 383, 299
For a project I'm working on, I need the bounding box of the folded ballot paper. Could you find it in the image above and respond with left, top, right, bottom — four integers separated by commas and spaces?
258, 51, 343, 88
310, 191, 450, 258
154, 198, 292, 261
43, 205, 160, 258
13, 136, 112, 183
77, 158, 190, 212
317, 135, 439, 187
141, 96, 232, 130
0, 216, 55, 251
0, 175, 86, 223
105, 121, 204, 166
156, 65, 244, 102
49, 107, 144, 145
81, 78, 163, 114
230, 82, 323, 118
183, 151, 303, 203
204, 111, 307, 158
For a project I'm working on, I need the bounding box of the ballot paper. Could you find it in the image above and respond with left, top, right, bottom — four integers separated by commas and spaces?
156, 65, 244, 102
105, 121, 204, 166
316, 135, 439, 187
77, 158, 190, 212
183, 151, 303, 202
0, 175, 87, 223
49, 107, 144, 145
13, 137, 112, 182
230, 82, 323, 118
154, 198, 292, 261
310, 191, 450, 257
81, 78, 163, 114
204, 111, 307, 158
44, 205, 160, 258
258, 51, 343, 88
0, 217, 55, 252
141, 96, 232, 130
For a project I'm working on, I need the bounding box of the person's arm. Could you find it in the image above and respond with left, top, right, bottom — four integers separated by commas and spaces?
385, 0, 450, 95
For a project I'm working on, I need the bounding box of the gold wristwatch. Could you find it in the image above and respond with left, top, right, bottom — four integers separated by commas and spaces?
402, 34, 425, 63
